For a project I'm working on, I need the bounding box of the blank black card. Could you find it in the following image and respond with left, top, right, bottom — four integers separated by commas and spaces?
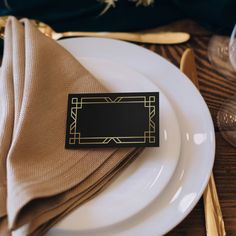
65, 92, 159, 148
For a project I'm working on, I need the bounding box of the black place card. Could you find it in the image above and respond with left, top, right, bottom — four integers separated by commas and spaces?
65, 92, 159, 148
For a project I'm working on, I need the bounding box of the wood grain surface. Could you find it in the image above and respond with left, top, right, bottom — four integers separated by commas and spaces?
140, 22, 236, 236
1, 19, 235, 236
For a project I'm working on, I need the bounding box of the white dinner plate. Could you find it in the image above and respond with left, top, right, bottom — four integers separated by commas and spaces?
47, 38, 215, 236
47, 57, 181, 232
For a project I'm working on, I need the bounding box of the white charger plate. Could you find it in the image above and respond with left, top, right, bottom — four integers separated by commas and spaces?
47, 38, 215, 236
47, 57, 181, 232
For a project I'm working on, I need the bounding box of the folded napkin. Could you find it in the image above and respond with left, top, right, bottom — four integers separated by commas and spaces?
0, 17, 142, 236
0, 17, 15, 219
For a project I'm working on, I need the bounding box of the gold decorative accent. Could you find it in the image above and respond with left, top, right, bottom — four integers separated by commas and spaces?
69, 95, 157, 145
99, 0, 154, 15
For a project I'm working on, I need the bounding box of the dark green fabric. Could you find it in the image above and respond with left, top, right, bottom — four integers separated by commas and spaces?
172, 0, 236, 34
0, 0, 235, 34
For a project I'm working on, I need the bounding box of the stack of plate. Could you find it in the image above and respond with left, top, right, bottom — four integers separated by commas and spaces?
46, 38, 215, 236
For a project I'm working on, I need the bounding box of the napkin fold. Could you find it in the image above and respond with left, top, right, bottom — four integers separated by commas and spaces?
0, 16, 142, 236
0, 17, 15, 218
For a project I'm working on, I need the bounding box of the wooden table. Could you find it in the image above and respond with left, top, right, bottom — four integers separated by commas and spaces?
141, 20, 236, 236
0, 19, 235, 236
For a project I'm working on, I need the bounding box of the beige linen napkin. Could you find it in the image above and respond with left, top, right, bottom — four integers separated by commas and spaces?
0, 17, 141, 235
0, 217, 11, 236
0, 18, 15, 218
14, 148, 143, 236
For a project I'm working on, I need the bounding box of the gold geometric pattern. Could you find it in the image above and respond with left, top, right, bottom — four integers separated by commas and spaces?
69, 95, 156, 145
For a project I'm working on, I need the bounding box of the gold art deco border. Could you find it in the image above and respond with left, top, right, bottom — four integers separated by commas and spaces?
69, 96, 156, 145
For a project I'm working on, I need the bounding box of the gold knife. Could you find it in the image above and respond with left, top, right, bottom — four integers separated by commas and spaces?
180, 48, 226, 236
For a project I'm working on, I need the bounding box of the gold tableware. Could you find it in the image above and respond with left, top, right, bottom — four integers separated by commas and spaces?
180, 48, 226, 236
0, 17, 190, 44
